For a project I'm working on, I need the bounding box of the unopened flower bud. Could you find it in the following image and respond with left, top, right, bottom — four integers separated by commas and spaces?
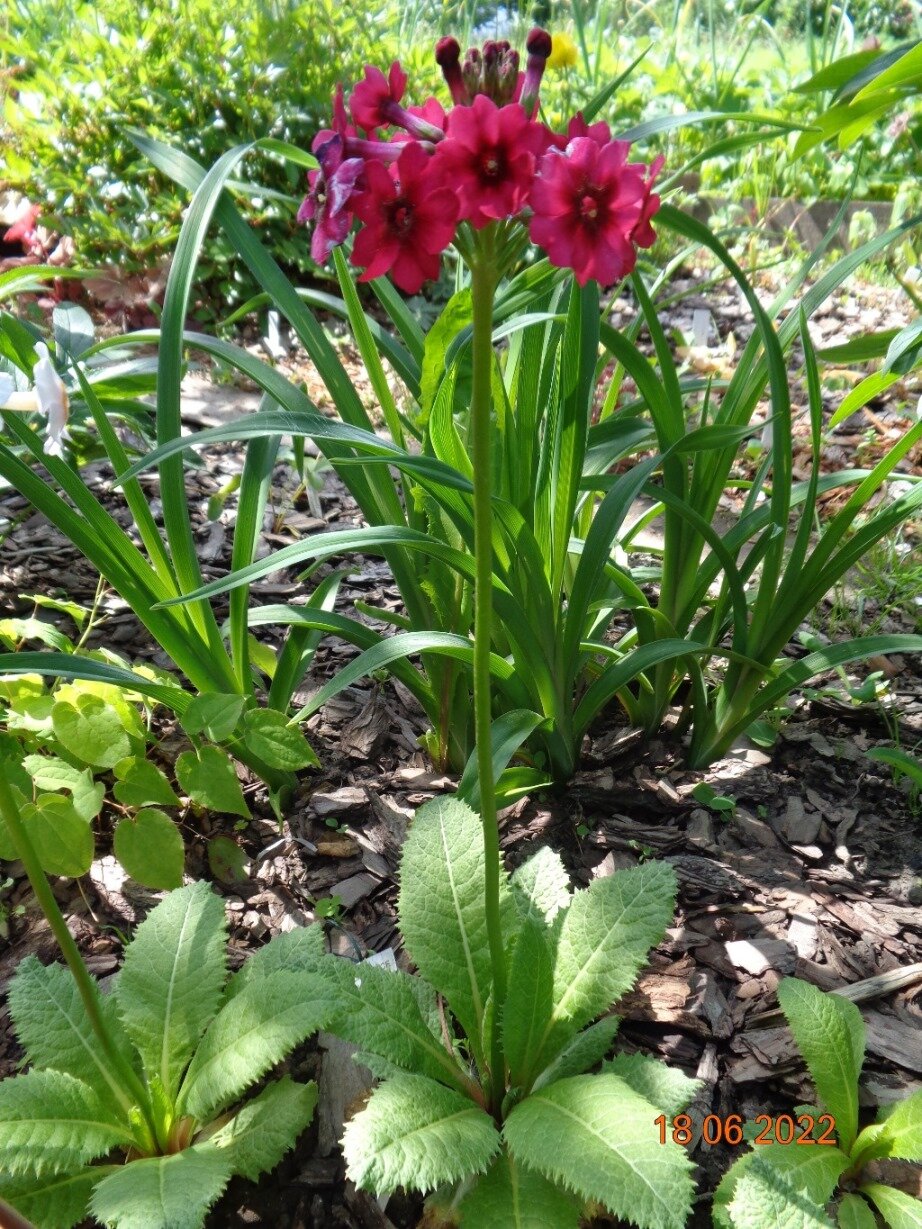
462, 47, 482, 98
436, 36, 469, 104
520, 26, 552, 116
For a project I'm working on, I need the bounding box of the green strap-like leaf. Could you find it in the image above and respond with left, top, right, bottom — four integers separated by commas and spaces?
177, 970, 330, 1122
89, 1148, 232, 1229
203, 1077, 317, 1182
458, 1151, 582, 1228
777, 979, 864, 1152
342, 1074, 501, 1198
0, 1070, 132, 1178
399, 796, 510, 1062
504, 1074, 695, 1229
116, 882, 227, 1101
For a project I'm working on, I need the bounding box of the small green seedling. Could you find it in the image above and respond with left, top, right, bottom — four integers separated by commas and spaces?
0, 882, 331, 1229
866, 745, 922, 811
691, 781, 737, 815
715, 978, 922, 1228
320, 796, 697, 1228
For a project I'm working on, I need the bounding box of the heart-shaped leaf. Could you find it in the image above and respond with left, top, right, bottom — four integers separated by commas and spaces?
114, 809, 184, 890
176, 746, 248, 817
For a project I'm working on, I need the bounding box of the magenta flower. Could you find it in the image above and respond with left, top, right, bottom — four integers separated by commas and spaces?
351, 141, 459, 293
432, 95, 546, 228
529, 137, 660, 286
350, 62, 442, 142
548, 112, 611, 151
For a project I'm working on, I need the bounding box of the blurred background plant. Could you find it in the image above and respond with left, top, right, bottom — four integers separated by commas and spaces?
0, 0, 395, 318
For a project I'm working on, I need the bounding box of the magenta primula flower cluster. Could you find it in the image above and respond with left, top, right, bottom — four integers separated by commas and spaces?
298, 29, 663, 292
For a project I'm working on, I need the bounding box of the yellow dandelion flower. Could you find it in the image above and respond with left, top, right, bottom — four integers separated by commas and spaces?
547, 31, 578, 70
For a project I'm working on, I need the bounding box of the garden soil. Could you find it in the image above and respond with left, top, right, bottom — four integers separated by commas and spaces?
0, 275, 920, 1227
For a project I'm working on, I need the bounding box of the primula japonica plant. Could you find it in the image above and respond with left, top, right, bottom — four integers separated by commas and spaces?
0, 770, 330, 1229
116, 29, 922, 784
715, 978, 922, 1228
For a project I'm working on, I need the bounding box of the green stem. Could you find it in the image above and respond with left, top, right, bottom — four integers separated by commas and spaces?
0, 772, 155, 1129
469, 231, 507, 1113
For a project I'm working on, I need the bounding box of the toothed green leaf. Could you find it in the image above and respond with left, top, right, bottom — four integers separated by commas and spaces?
0, 1165, 102, 1229
531, 862, 677, 1074
777, 979, 864, 1152
837, 1194, 877, 1229
8, 957, 135, 1119
862, 1090, 922, 1163
861, 1183, 922, 1228
532, 1015, 622, 1090
601, 1053, 700, 1116
224, 925, 326, 1001
399, 796, 511, 1058
714, 1145, 850, 1229
511, 846, 571, 926
343, 1074, 501, 1197
204, 1077, 317, 1181
90, 1148, 232, 1229
458, 1151, 582, 1228
116, 882, 226, 1100
503, 918, 555, 1087
0, 1070, 131, 1178
321, 957, 470, 1093
504, 1074, 695, 1229
177, 970, 329, 1122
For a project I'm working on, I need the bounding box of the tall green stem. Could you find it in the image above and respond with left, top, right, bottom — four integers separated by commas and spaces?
0, 773, 155, 1126
469, 231, 507, 1110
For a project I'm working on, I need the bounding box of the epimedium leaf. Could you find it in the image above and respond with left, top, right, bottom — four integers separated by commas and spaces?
837, 1194, 877, 1229
503, 918, 555, 1088
532, 1015, 622, 1091
50, 695, 132, 769
529, 861, 677, 1077
21, 755, 104, 821
112, 757, 181, 808
224, 924, 326, 1001
342, 1073, 501, 1198
181, 693, 246, 742
175, 745, 249, 817
504, 1074, 695, 1229
860, 1184, 922, 1229
176, 970, 331, 1123
20, 793, 94, 878
207, 835, 250, 886
0, 1166, 102, 1229
8, 957, 136, 1120
399, 796, 511, 1062
113, 809, 185, 890
457, 1150, 582, 1228
318, 956, 470, 1094
203, 1077, 317, 1182
0, 1069, 132, 1178
777, 979, 864, 1152
89, 1147, 232, 1229
240, 708, 319, 771
116, 881, 226, 1101
601, 1053, 700, 1116
510, 845, 571, 927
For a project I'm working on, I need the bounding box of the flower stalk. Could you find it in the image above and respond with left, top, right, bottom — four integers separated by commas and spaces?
468, 228, 507, 1112
0, 771, 156, 1130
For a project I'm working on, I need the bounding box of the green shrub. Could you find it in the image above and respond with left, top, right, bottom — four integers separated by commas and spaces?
0, 0, 395, 314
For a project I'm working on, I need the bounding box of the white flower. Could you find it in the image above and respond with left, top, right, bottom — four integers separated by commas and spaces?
0, 342, 70, 456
